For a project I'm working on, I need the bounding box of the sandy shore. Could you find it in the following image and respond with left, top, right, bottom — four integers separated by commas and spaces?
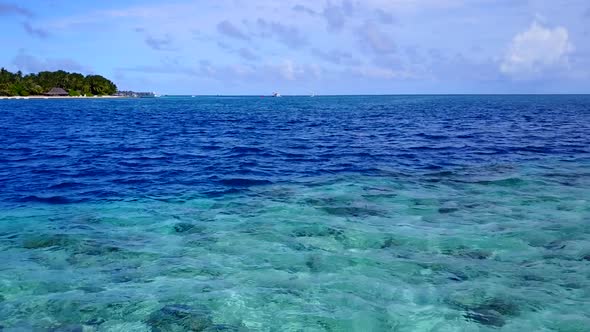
0, 95, 128, 100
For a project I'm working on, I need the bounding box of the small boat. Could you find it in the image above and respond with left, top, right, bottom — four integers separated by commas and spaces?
272, 92, 281, 97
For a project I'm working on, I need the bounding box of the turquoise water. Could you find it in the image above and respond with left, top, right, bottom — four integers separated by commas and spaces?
1, 96, 589, 331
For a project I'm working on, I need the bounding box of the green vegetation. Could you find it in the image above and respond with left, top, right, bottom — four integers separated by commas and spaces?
0, 68, 117, 96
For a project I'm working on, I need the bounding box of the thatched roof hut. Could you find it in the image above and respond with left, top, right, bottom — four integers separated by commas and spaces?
44, 87, 68, 96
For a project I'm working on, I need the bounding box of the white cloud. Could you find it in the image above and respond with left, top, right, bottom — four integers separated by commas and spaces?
357, 21, 396, 54
350, 65, 416, 80
280, 60, 296, 80
12, 50, 91, 73
278, 60, 320, 80
500, 21, 573, 77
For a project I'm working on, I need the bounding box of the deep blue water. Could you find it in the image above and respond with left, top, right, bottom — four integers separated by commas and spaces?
1, 95, 589, 331
1, 95, 589, 205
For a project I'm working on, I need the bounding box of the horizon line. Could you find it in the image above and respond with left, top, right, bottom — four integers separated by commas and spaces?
156, 93, 590, 96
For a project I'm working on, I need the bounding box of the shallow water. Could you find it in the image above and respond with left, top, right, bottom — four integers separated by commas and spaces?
1, 95, 589, 331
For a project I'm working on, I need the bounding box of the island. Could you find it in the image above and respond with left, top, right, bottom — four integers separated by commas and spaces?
114, 90, 158, 98
0, 68, 119, 97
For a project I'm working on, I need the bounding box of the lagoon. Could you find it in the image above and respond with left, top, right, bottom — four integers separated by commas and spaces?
1, 95, 589, 331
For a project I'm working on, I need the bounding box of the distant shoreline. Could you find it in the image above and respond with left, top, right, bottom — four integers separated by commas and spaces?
0, 95, 127, 100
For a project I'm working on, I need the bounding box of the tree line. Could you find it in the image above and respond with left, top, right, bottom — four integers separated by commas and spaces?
0, 68, 117, 96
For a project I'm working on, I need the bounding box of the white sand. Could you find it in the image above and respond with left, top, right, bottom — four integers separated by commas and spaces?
0, 95, 127, 100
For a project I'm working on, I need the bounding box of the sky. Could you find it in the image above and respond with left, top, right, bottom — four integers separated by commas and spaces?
1, 0, 589, 95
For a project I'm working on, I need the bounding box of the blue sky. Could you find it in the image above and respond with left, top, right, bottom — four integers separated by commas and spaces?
1, 0, 589, 94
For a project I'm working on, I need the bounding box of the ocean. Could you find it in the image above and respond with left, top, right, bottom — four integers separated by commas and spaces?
0, 95, 589, 331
